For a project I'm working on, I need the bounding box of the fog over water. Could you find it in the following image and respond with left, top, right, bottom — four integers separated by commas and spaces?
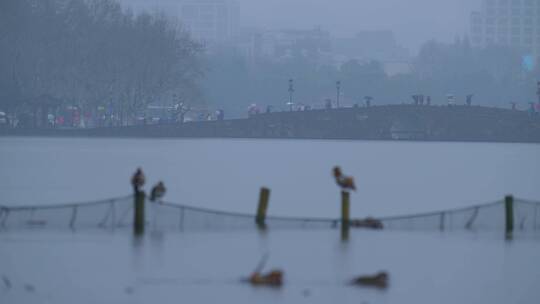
1, 137, 538, 218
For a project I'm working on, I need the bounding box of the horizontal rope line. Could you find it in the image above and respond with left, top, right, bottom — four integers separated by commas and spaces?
1, 196, 539, 224
0, 195, 133, 211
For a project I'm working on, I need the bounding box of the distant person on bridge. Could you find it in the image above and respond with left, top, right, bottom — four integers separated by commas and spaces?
510, 102, 517, 111
325, 98, 332, 109
529, 103, 537, 117
216, 109, 225, 120
364, 96, 373, 107
131, 168, 145, 194
248, 104, 259, 116
466, 94, 474, 106
412, 95, 419, 105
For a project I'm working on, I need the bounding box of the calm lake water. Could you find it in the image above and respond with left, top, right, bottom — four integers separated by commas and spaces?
1, 230, 540, 304
1, 137, 539, 303
1, 137, 539, 217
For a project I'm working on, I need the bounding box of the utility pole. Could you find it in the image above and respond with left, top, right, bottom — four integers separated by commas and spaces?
364, 96, 373, 107
288, 79, 294, 111
536, 81, 540, 104
466, 94, 473, 106
336, 81, 341, 108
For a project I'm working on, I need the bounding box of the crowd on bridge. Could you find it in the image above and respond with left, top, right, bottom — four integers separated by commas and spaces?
2, 92, 540, 130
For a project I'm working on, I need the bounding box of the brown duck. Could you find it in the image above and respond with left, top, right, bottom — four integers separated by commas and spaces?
150, 181, 166, 202
244, 254, 283, 287
131, 168, 145, 193
333, 166, 356, 191
248, 270, 283, 287
351, 271, 389, 289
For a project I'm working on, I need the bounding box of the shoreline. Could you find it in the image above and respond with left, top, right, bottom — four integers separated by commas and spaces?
2, 105, 539, 144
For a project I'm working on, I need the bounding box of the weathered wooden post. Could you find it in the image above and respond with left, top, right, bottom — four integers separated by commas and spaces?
341, 191, 350, 240
256, 187, 270, 229
505, 195, 514, 237
439, 212, 445, 231
134, 191, 145, 235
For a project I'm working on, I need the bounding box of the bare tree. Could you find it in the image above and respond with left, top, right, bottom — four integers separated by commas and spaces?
0, 0, 204, 125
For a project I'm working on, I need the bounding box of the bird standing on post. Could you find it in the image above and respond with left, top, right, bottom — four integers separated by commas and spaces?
150, 181, 166, 202
333, 166, 356, 191
131, 168, 145, 194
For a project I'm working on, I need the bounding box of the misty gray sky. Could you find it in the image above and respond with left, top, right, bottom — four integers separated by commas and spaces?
123, 0, 480, 53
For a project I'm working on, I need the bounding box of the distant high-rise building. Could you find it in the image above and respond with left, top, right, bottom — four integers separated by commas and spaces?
231, 27, 334, 67
470, 0, 540, 63
179, 0, 239, 45
263, 28, 332, 59
332, 30, 410, 63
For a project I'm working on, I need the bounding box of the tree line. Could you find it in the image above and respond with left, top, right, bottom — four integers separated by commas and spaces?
0, 0, 203, 124
205, 38, 539, 116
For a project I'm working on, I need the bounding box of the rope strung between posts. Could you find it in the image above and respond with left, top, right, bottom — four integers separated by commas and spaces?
0, 195, 538, 232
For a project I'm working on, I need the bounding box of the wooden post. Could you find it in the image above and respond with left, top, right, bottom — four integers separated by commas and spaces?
134, 191, 145, 235
439, 212, 445, 231
256, 187, 270, 228
505, 195, 514, 237
341, 191, 350, 240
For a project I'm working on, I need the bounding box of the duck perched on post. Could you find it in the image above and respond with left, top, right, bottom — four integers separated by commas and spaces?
333, 166, 356, 191
131, 168, 145, 194
350, 271, 389, 289
150, 181, 166, 202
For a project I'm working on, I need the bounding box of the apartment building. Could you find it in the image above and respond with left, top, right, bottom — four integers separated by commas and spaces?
179, 0, 240, 44
470, 0, 540, 63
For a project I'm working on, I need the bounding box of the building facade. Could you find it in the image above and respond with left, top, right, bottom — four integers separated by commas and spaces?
332, 31, 409, 64
470, 0, 540, 64
179, 0, 239, 45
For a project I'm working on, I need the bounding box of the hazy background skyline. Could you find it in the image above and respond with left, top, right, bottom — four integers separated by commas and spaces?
3, 0, 538, 120
122, 0, 480, 54
237, 0, 478, 53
